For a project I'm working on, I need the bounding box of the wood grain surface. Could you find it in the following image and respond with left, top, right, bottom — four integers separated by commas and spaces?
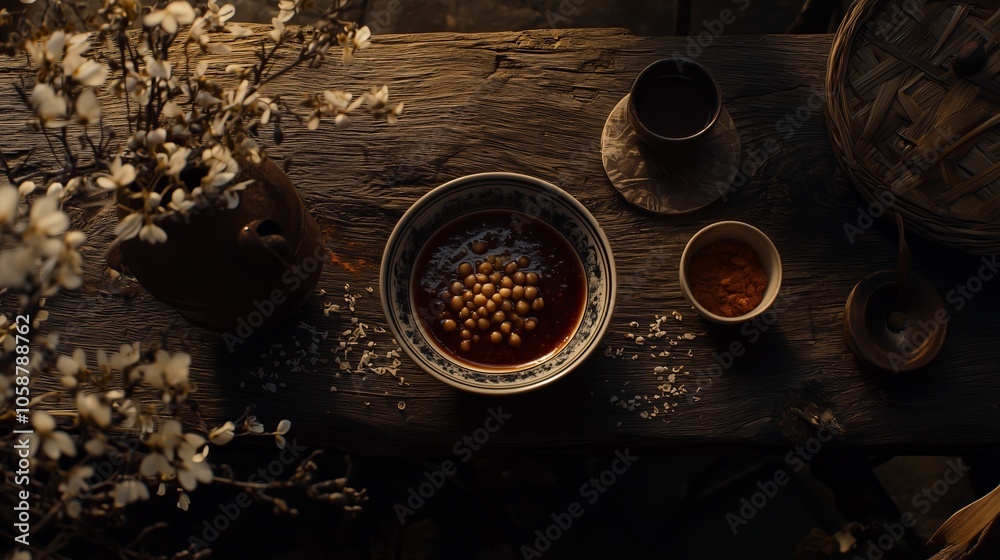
2, 28, 998, 456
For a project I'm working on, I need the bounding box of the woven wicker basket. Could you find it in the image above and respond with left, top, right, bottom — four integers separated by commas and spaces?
826, 0, 1000, 254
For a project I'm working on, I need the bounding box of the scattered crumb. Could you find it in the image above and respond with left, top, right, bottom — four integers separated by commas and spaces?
600, 312, 708, 419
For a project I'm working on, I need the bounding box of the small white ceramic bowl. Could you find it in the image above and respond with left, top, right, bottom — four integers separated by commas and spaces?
381, 173, 616, 395
679, 221, 782, 325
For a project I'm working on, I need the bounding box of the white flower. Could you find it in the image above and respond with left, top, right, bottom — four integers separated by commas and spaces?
140, 419, 211, 490
24, 30, 64, 67
69, 58, 107, 87
276, 419, 291, 434
144, 191, 162, 213
17, 181, 37, 198
28, 193, 68, 237
257, 97, 277, 125
228, 24, 252, 37
200, 161, 237, 194
31, 411, 77, 459
139, 216, 168, 244
55, 230, 85, 290
186, 17, 209, 48
63, 38, 108, 88
115, 398, 138, 427
169, 188, 194, 214
46, 182, 64, 199
195, 90, 223, 108
143, 1, 196, 34
84, 436, 107, 456
269, 17, 285, 42
340, 25, 371, 64
146, 128, 167, 148
113, 479, 150, 508
221, 180, 250, 209
247, 416, 264, 433
140, 419, 182, 480
76, 392, 111, 428
354, 25, 372, 49
364, 85, 404, 124
145, 56, 172, 81
210, 0, 236, 24
56, 347, 89, 388
275, 419, 291, 449
139, 449, 173, 480
60, 465, 94, 498
0, 185, 18, 225
74, 89, 101, 125
178, 491, 191, 511
140, 350, 192, 402
95, 350, 114, 384
162, 101, 184, 121
161, 146, 191, 180
110, 342, 142, 371
114, 211, 143, 241
0, 247, 34, 289
171, 187, 202, 214
177, 442, 212, 491
227, 79, 260, 109
96, 157, 137, 191
324, 90, 355, 111
31, 83, 67, 127
202, 144, 239, 173
208, 421, 235, 445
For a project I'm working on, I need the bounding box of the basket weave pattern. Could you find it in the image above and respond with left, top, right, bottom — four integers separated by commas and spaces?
826, 0, 1000, 254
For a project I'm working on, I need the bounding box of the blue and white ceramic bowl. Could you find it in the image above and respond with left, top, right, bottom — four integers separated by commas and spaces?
381, 173, 616, 395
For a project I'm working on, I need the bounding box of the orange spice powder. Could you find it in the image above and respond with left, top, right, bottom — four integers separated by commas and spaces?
689, 240, 768, 317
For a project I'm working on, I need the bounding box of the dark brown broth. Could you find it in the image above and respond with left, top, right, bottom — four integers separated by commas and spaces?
413, 210, 587, 369
634, 75, 713, 138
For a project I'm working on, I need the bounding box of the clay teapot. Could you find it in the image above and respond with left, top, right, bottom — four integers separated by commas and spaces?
117, 157, 324, 334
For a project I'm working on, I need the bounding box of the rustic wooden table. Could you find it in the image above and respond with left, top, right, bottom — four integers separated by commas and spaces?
5, 28, 999, 456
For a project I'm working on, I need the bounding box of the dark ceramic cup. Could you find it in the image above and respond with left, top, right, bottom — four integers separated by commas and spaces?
627, 58, 722, 151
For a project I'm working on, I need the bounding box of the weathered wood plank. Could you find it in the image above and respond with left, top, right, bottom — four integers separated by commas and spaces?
3, 28, 999, 455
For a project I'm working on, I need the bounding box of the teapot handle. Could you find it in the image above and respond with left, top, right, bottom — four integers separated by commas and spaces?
237, 219, 294, 276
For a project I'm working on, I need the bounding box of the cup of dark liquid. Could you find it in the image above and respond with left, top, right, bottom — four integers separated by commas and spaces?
627, 59, 722, 152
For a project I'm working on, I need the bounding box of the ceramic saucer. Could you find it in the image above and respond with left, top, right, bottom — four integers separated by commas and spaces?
601, 94, 742, 215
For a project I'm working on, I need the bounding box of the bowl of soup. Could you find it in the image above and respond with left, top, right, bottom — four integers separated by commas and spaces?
381, 173, 616, 394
